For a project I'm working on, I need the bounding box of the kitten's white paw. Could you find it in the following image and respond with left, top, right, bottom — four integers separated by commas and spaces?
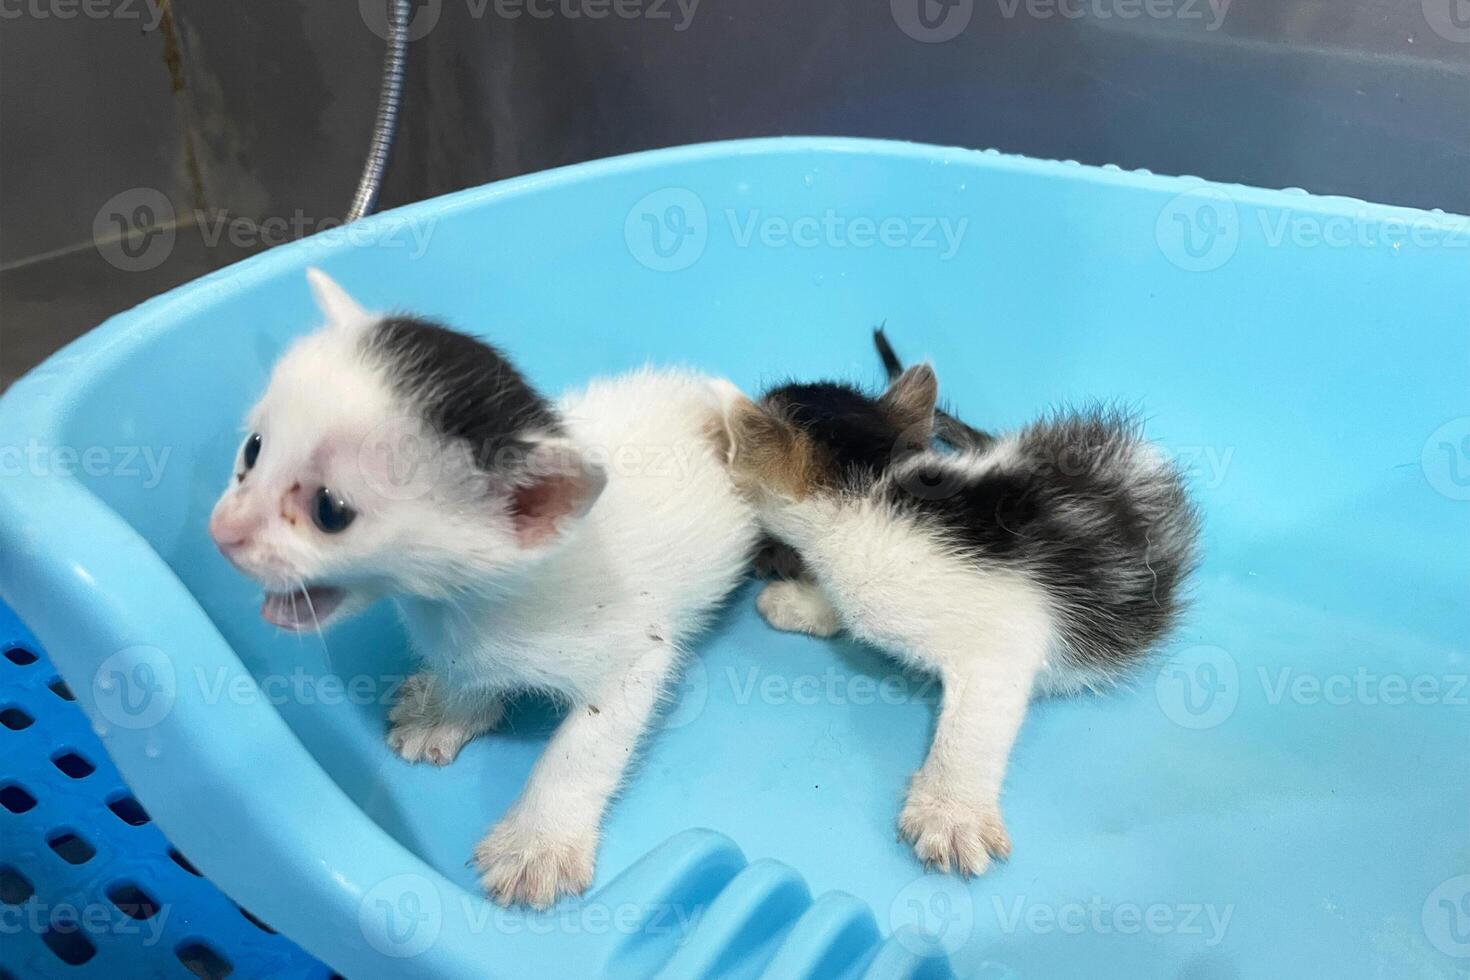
387, 673, 500, 765
386, 717, 476, 765
899, 780, 1010, 877
473, 819, 596, 909
756, 581, 840, 637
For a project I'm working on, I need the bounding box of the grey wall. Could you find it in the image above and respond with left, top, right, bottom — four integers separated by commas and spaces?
388, 0, 1470, 213
3, 0, 1467, 386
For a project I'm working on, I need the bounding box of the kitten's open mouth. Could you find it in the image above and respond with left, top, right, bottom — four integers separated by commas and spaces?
261, 585, 346, 632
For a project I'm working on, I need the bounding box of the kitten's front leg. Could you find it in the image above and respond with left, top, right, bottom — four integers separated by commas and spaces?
387, 672, 504, 766
473, 643, 677, 908
898, 630, 1048, 876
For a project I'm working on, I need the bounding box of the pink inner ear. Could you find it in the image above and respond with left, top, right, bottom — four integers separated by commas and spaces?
511, 476, 579, 546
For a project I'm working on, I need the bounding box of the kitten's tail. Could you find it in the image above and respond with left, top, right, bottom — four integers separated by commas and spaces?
874, 323, 906, 381
873, 326, 994, 451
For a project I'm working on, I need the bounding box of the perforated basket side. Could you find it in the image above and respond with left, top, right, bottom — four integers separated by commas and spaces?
0, 600, 337, 980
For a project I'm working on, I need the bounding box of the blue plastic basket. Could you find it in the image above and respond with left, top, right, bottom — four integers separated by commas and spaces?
0, 138, 1465, 979
0, 599, 334, 978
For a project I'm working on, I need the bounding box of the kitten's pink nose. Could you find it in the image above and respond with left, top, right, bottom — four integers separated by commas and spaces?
209, 506, 254, 553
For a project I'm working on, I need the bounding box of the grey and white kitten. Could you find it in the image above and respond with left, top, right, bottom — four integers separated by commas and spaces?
726, 334, 1200, 875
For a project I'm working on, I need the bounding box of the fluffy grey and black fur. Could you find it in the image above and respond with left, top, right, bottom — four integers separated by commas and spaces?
725, 332, 1201, 876
877, 405, 1200, 673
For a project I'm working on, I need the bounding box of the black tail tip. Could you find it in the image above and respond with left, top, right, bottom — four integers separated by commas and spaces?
872, 323, 903, 379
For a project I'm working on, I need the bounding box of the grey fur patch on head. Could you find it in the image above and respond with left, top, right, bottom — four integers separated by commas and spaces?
363, 316, 563, 473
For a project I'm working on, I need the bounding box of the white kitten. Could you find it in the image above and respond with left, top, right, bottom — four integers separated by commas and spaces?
209, 270, 758, 906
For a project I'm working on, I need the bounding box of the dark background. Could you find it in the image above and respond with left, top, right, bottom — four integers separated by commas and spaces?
2, 0, 1467, 387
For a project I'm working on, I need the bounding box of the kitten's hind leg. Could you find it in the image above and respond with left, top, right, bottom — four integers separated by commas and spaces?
899, 627, 1048, 876
387, 672, 504, 766
756, 579, 841, 637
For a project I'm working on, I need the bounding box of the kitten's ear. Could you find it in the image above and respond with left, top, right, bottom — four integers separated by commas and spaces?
306, 268, 371, 328
879, 363, 938, 434
507, 437, 607, 548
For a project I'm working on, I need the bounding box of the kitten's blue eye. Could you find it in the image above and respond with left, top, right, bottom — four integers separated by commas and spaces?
312, 486, 356, 534
242, 432, 262, 470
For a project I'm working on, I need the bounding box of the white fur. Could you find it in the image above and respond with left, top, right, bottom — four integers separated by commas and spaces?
752, 490, 1056, 876
210, 272, 758, 906
402, 368, 758, 905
